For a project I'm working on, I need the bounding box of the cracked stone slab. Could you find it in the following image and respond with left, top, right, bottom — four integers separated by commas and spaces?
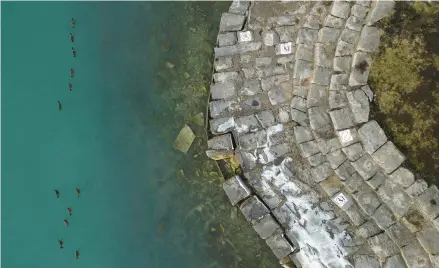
371, 204, 396, 229
358, 120, 387, 154
317, 137, 342, 155
239, 195, 270, 224
223, 175, 252, 206
351, 154, 380, 180
368, 233, 399, 259
329, 108, 355, 130
416, 185, 439, 221
256, 110, 276, 128
401, 240, 432, 268
214, 42, 262, 57
219, 13, 246, 32
377, 180, 413, 217
349, 52, 372, 87
347, 88, 370, 124
416, 227, 439, 255
371, 141, 406, 174
366, 0, 395, 26
253, 214, 281, 239
265, 232, 297, 260
358, 26, 380, 53
261, 74, 290, 91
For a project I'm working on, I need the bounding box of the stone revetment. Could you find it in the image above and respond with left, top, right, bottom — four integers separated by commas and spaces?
206, 1, 439, 267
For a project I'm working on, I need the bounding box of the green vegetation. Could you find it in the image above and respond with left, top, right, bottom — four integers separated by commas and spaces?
370, 1, 439, 184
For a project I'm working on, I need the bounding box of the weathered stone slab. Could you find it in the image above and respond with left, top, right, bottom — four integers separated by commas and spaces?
239, 195, 270, 224
351, 154, 379, 180
223, 175, 252, 206
214, 42, 262, 57
234, 114, 260, 134
238, 79, 262, 97
265, 233, 296, 260
314, 43, 335, 68
327, 149, 347, 169
358, 120, 387, 154
357, 220, 381, 239
329, 73, 349, 91
358, 26, 380, 53
291, 96, 307, 113
349, 52, 372, 87
275, 26, 298, 43
368, 233, 399, 259
329, 90, 348, 110
335, 40, 355, 57
215, 57, 233, 72
317, 27, 341, 43
308, 153, 326, 167
334, 56, 352, 73
214, 71, 239, 84
268, 86, 293, 105
329, 108, 355, 130
417, 227, 439, 255
366, 171, 386, 190
312, 66, 332, 86
261, 74, 290, 91
211, 83, 236, 100
253, 214, 281, 240
174, 124, 196, 153
405, 179, 428, 198
354, 183, 381, 215
417, 186, 439, 221
299, 140, 320, 158
346, 16, 365, 32
293, 59, 313, 82
331, 1, 351, 19
307, 83, 328, 108
263, 30, 280, 46
294, 126, 314, 144
228, 0, 250, 14
324, 15, 345, 28
389, 167, 414, 189
401, 207, 428, 233
354, 255, 379, 268
210, 116, 235, 134
342, 142, 364, 161
255, 57, 272, 67
277, 55, 295, 65
371, 141, 406, 174
311, 162, 334, 183
219, 13, 245, 32
290, 109, 309, 126
347, 89, 370, 124
346, 202, 367, 226
343, 172, 364, 193
208, 133, 234, 150
320, 175, 343, 197
296, 28, 318, 46
295, 43, 314, 62
335, 160, 357, 181
383, 254, 408, 268
218, 32, 237, 46
401, 240, 432, 268
256, 110, 276, 128
377, 180, 413, 217
340, 28, 360, 45
238, 130, 267, 151
309, 107, 331, 130
351, 4, 370, 19
366, 0, 395, 26
386, 221, 414, 247
372, 204, 395, 229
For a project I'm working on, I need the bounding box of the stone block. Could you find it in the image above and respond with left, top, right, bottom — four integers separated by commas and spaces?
340, 28, 360, 45
331, 1, 351, 19
241, 95, 263, 112
317, 27, 341, 43
417, 227, 439, 255
214, 42, 262, 57
335, 160, 357, 181
377, 180, 413, 217
351, 4, 370, 19
329, 108, 355, 130
366, 171, 386, 190
346, 203, 367, 226
405, 179, 428, 198
271, 203, 294, 228
299, 140, 320, 158
389, 167, 415, 189
329, 73, 349, 91
351, 154, 379, 180
358, 120, 387, 154
401, 240, 432, 268
371, 141, 406, 174
337, 128, 360, 147
366, 0, 395, 26
239, 195, 270, 224
261, 74, 290, 91
214, 71, 240, 84
237, 30, 253, 42
314, 43, 335, 68
208, 133, 234, 151
342, 142, 364, 161
368, 233, 399, 259
294, 126, 314, 144
311, 162, 334, 183
357, 1, 371, 8
206, 149, 234, 161
256, 110, 276, 128
218, 32, 237, 46
275, 26, 298, 43
329, 90, 348, 110
324, 15, 345, 28
383, 254, 408, 268
372, 204, 396, 229
277, 55, 295, 65
253, 214, 281, 239
265, 233, 296, 260
223, 175, 252, 206
362, 84, 374, 102
235, 151, 257, 171
255, 57, 272, 67
334, 56, 352, 73
320, 175, 343, 197
210, 117, 235, 135
358, 26, 380, 53
238, 79, 262, 97
327, 149, 348, 169
238, 130, 267, 151
332, 190, 354, 211
263, 30, 280, 46
417, 186, 439, 221
209, 99, 242, 118
303, 14, 321, 30
290, 109, 309, 126
275, 42, 294, 55
309, 107, 331, 131
343, 172, 364, 193
307, 83, 328, 108
308, 153, 326, 167
291, 96, 307, 112
349, 52, 372, 87
357, 220, 381, 239
431, 255, 439, 268
354, 183, 381, 215
347, 89, 370, 124
219, 13, 245, 32
215, 57, 233, 72
386, 221, 415, 247
211, 83, 236, 100
346, 16, 365, 32
354, 255, 379, 268
296, 28, 318, 46
317, 137, 342, 155
228, 0, 250, 14
335, 40, 355, 57
312, 66, 332, 86
268, 86, 293, 105
401, 207, 428, 233
234, 114, 260, 135
268, 16, 298, 27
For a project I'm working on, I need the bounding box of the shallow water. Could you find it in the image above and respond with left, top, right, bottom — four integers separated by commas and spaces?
2, 2, 279, 268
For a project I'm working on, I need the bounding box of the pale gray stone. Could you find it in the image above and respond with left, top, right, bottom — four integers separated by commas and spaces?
354, 255, 379, 268
293, 60, 313, 81
345, 202, 367, 226
417, 227, 439, 254
329, 108, 355, 130
331, 1, 351, 19
238, 79, 262, 96
386, 221, 414, 247
366, 171, 386, 190
335, 160, 357, 181
354, 183, 381, 215
417, 186, 439, 221
277, 55, 295, 65
352, 4, 370, 18
268, 16, 298, 26
214, 42, 262, 57
299, 140, 320, 157
210, 117, 235, 134
324, 15, 345, 28
235, 151, 257, 171
261, 74, 289, 91
238, 130, 267, 151
214, 71, 239, 83
362, 85, 374, 102
335, 40, 355, 57
357, 0, 371, 8
215, 57, 233, 72
358, 26, 380, 53
292, 83, 308, 98
371, 141, 406, 174
263, 30, 280, 46
401, 240, 432, 268
317, 137, 342, 155
314, 43, 335, 68
291, 109, 309, 126
261, 66, 286, 78
266, 233, 296, 260
366, 0, 396, 26
320, 175, 343, 197
309, 107, 331, 130
351, 154, 379, 180
275, 26, 298, 43
329, 90, 348, 110
268, 86, 293, 105
219, 13, 245, 32
389, 167, 415, 189
368, 233, 399, 259
307, 83, 328, 108
256, 110, 276, 128
241, 95, 262, 112
342, 172, 364, 193
346, 16, 365, 32
294, 126, 314, 144
349, 52, 372, 87
340, 28, 360, 44
327, 149, 348, 169
383, 255, 408, 268
223, 175, 252, 206
240, 54, 253, 65
308, 153, 326, 167
311, 162, 334, 183
209, 99, 242, 118
405, 179, 428, 198
347, 89, 370, 124
295, 44, 314, 62
303, 14, 321, 30
401, 207, 428, 233
239, 195, 270, 224
372, 204, 395, 229
218, 32, 237, 46
228, 0, 250, 14
378, 180, 413, 217
255, 57, 272, 67
296, 28, 318, 45
357, 220, 381, 239
237, 30, 254, 43
334, 56, 352, 73
358, 120, 387, 154
317, 27, 341, 43
312, 66, 332, 86
211, 82, 236, 100
234, 114, 260, 135
253, 214, 281, 239
208, 133, 234, 150
430, 255, 439, 268
330, 73, 349, 91
342, 142, 364, 161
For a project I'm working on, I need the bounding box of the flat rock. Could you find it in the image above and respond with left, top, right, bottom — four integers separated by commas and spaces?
311, 162, 334, 183
206, 149, 235, 160
342, 142, 364, 161
334, 56, 352, 73
293, 59, 313, 81
210, 117, 235, 134
228, 0, 250, 14
347, 89, 370, 124
386, 221, 414, 247
401, 240, 432, 268
401, 207, 428, 233
256, 110, 276, 128
389, 167, 415, 189
368, 233, 399, 259
218, 32, 237, 46
211, 82, 236, 100
291, 108, 309, 126
208, 133, 234, 150
366, 0, 395, 26
377, 180, 413, 217
174, 124, 195, 153
308, 153, 326, 167
358, 26, 380, 53
349, 52, 372, 87
353, 183, 381, 215
253, 214, 281, 239
358, 120, 387, 154
294, 125, 314, 144
371, 141, 405, 174
219, 12, 245, 32
329, 108, 355, 130
239, 195, 270, 224
268, 86, 293, 105
354, 255, 379, 268
417, 227, 439, 255
330, 1, 351, 19
383, 254, 408, 268
371, 204, 395, 229
265, 233, 296, 260
223, 175, 252, 206
416, 185, 439, 221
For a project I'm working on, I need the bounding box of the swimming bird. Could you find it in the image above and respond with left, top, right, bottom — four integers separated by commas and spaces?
59, 239, 64, 249
71, 18, 76, 28
75, 250, 80, 259
55, 189, 60, 199
76, 188, 80, 198
58, 101, 62, 111
70, 33, 74, 42
67, 207, 72, 215
64, 219, 69, 227
70, 68, 75, 77
72, 47, 76, 57
68, 83, 72, 91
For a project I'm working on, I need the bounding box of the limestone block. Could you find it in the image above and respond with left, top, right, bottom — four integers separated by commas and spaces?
307, 83, 328, 108
275, 26, 298, 43
211, 82, 236, 100
299, 140, 320, 158
368, 233, 399, 259
238, 130, 267, 151
327, 149, 348, 169
329, 73, 349, 91
291, 96, 307, 113
238, 79, 262, 97
268, 86, 293, 105
223, 175, 252, 206
358, 26, 380, 53
335, 160, 357, 181
219, 13, 245, 32
366, 0, 395, 26
332, 190, 354, 211
315, 43, 335, 68
311, 162, 334, 183
308, 153, 326, 167
253, 214, 281, 239
342, 172, 364, 193
239, 195, 270, 224
320, 175, 344, 197
340, 28, 361, 45
329, 90, 348, 110
218, 32, 237, 46
329, 108, 355, 130
256, 110, 276, 128
335, 40, 355, 57
330, 1, 351, 19
237, 30, 253, 43
214, 42, 262, 57
362, 85, 374, 102
312, 66, 332, 86
317, 137, 342, 155
354, 255, 379, 268
342, 142, 364, 161
358, 120, 387, 154
347, 89, 370, 124
208, 133, 234, 151
263, 30, 280, 46
377, 180, 413, 217
228, 0, 250, 14
317, 27, 341, 43
371, 141, 406, 174
290, 109, 309, 126
255, 57, 272, 67
266, 233, 297, 260
277, 55, 295, 65
261, 74, 290, 91
417, 227, 439, 255
405, 179, 428, 198
235, 151, 257, 171
309, 107, 331, 131
351, 4, 370, 18
371, 204, 395, 229
357, 220, 381, 239
294, 125, 314, 144
401, 207, 428, 233
386, 221, 415, 247
389, 167, 415, 189
214, 71, 239, 84
334, 56, 352, 73
293, 59, 313, 83
234, 114, 260, 135
354, 183, 381, 215
215, 57, 233, 72
349, 52, 372, 87
417, 186, 439, 221
346, 16, 365, 32
345, 202, 367, 226
366, 171, 386, 190
271, 203, 295, 228
324, 15, 345, 28
296, 28, 318, 46
383, 255, 408, 268
401, 240, 432, 268
351, 154, 379, 180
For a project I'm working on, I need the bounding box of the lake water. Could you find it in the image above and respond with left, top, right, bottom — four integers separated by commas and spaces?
1, 2, 279, 268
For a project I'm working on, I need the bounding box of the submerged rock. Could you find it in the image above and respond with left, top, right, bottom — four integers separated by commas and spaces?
174, 124, 196, 153
165, 61, 174, 68
190, 112, 205, 126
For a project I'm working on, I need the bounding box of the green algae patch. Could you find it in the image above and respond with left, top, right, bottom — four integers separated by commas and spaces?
174, 124, 196, 153
370, 1, 439, 185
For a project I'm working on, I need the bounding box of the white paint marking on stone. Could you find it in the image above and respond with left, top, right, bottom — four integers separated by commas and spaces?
333, 192, 349, 207
277, 42, 293, 55
217, 117, 236, 132
238, 30, 253, 42
338, 129, 354, 144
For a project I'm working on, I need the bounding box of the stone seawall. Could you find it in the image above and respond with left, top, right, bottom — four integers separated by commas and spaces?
206, 1, 439, 267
